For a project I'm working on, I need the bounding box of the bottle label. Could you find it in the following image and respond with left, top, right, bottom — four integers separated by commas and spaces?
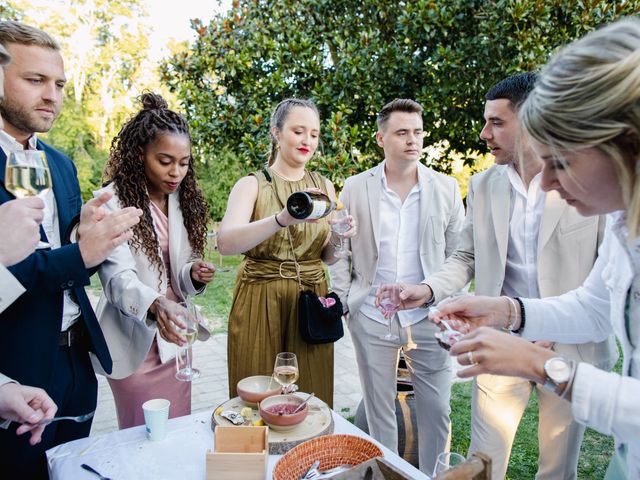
308, 200, 328, 219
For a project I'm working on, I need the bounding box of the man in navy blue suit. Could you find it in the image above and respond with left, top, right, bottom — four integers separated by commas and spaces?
0, 21, 142, 477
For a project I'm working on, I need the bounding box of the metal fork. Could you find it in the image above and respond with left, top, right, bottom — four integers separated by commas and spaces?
303, 464, 353, 479
35, 410, 95, 426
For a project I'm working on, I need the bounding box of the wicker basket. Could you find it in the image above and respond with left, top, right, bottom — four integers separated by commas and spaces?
272, 434, 383, 480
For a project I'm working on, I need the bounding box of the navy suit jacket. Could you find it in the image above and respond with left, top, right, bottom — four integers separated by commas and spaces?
0, 141, 112, 390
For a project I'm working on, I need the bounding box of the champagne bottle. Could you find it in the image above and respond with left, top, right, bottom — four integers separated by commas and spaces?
286, 191, 339, 219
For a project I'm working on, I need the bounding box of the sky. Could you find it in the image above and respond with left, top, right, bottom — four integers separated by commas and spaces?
146, 0, 232, 59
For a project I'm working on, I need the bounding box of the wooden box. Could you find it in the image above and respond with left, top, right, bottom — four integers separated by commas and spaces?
206, 426, 268, 480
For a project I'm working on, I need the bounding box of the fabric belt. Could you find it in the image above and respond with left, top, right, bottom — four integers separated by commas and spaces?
58, 322, 84, 347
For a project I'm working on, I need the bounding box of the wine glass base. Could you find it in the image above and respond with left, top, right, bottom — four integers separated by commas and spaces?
175, 368, 201, 382
334, 250, 351, 258
379, 334, 399, 341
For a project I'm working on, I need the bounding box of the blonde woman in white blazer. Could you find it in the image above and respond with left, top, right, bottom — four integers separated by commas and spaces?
92, 93, 213, 429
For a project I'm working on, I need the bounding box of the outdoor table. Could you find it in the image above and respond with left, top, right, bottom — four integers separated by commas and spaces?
46, 409, 430, 479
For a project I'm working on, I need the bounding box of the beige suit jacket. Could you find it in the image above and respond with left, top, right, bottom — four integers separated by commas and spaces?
330, 162, 465, 317
427, 164, 617, 367
90, 184, 206, 379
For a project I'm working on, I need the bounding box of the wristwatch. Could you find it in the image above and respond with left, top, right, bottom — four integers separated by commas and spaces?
542, 357, 573, 394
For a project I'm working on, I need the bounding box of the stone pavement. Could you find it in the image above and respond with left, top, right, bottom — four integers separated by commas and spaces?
89, 327, 364, 436
89, 324, 466, 436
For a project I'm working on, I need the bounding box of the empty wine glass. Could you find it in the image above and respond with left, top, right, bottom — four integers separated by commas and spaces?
5, 150, 52, 249
273, 352, 299, 393
330, 208, 351, 258
433, 452, 466, 477
175, 298, 200, 382
378, 297, 399, 341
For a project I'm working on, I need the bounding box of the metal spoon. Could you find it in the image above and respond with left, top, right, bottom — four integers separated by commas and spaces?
293, 392, 315, 414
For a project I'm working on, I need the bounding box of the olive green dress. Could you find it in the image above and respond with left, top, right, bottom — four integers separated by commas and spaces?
227, 168, 334, 407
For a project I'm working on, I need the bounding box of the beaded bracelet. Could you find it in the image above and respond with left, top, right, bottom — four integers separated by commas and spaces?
512, 297, 526, 334
503, 296, 519, 332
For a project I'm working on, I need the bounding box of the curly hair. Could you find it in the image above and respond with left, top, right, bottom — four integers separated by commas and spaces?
103, 92, 208, 274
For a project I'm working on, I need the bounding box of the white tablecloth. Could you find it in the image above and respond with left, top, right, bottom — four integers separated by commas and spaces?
46, 410, 430, 479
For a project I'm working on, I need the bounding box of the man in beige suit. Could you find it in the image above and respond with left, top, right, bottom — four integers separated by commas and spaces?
380, 74, 617, 479
330, 99, 465, 474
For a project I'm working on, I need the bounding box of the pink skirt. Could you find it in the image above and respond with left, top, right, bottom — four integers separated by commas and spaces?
108, 339, 191, 429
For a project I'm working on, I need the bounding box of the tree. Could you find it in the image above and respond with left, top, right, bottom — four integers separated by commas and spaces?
165, 0, 640, 218
5, 0, 178, 199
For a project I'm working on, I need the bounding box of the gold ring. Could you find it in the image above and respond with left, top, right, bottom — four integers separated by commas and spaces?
467, 350, 476, 365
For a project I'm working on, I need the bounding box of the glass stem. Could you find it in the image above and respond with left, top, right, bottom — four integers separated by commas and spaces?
185, 347, 191, 372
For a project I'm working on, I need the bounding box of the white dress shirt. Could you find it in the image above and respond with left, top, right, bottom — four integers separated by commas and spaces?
0, 131, 80, 331
502, 165, 545, 298
0, 265, 25, 314
360, 165, 425, 327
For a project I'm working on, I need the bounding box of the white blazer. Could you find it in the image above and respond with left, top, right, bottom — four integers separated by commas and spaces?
91, 183, 205, 379
523, 214, 640, 478
330, 162, 465, 317
426, 164, 616, 368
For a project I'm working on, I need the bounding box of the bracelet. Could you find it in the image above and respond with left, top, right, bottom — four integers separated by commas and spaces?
559, 360, 578, 400
274, 213, 286, 228
512, 297, 526, 334
503, 296, 519, 332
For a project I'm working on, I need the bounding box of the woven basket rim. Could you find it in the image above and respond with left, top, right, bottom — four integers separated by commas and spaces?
273, 433, 383, 480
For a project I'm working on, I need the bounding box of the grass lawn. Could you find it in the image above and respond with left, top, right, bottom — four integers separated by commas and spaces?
90, 252, 618, 478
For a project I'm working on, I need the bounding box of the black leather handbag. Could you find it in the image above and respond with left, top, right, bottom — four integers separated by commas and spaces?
298, 290, 344, 344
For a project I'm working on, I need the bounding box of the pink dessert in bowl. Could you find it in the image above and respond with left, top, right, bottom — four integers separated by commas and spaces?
259, 394, 308, 432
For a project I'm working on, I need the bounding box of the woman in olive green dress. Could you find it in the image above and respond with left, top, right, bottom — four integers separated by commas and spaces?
217, 98, 356, 407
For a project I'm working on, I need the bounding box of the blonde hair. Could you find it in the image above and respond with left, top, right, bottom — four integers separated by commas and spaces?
0, 21, 60, 51
520, 17, 640, 236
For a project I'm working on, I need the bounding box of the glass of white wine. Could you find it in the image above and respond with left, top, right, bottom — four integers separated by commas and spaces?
5, 150, 52, 249
174, 298, 200, 382
273, 352, 299, 394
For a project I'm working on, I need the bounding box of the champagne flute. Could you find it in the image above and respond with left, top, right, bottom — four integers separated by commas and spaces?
5, 150, 52, 249
174, 298, 200, 382
433, 452, 466, 476
330, 208, 351, 258
378, 297, 399, 341
273, 352, 299, 394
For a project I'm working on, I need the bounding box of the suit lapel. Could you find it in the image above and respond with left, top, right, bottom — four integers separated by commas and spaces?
490, 168, 510, 269
538, 189, 566, 255
417, 165, 434, 243
38, 141, 72, 234
366, 167, 382, 255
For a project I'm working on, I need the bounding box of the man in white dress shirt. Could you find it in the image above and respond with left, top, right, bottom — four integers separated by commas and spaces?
329, 99, 465, 474
379, 74, 616, 479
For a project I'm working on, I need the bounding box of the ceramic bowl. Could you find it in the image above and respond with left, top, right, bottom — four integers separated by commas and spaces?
259, 394, 308, 431
237, 375, 282, 405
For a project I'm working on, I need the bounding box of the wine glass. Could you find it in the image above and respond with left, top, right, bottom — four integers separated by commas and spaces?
273, 352, 299, 394
174, 298, 201, 382
5, 150, 52, 249
378, 284, 401, 341
433, 452, 466, 477
330, 208, 351, 258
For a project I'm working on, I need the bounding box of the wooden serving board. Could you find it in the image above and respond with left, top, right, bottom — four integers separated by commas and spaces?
211, 393, 334, 455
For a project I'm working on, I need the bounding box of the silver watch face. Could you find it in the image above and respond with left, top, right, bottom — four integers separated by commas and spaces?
545, 357, 572, 383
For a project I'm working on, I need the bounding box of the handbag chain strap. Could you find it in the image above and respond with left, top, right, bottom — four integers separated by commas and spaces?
263, 167, 302, 291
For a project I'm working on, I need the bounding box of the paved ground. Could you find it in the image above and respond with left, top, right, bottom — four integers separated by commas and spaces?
89, 327, 364, 436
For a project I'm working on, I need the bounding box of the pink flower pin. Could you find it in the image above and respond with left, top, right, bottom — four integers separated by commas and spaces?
318, 296, 336, 308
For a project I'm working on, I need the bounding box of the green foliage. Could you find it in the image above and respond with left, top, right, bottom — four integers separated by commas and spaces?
165, 0, 640, 206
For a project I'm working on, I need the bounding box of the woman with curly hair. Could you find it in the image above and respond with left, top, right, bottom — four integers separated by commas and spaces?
92, 92, 214, 429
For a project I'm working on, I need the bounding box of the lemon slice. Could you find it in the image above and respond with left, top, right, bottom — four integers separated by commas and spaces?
252, 419, 265, 426
214, 406, 224, 415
